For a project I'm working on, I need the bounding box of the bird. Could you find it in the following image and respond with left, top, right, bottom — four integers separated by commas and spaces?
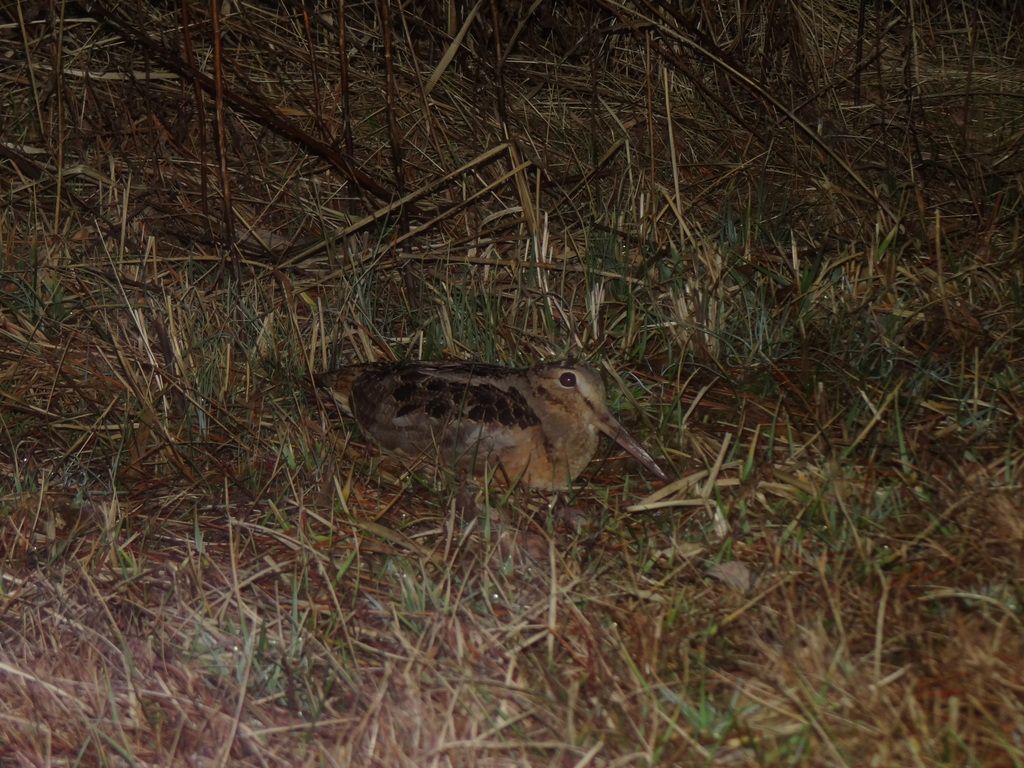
314, 360, 668, 491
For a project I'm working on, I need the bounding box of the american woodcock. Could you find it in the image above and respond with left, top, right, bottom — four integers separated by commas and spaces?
315, 361, 667, 490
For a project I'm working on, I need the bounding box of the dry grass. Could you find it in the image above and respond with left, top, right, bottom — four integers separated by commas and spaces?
2, 0, 1022, 765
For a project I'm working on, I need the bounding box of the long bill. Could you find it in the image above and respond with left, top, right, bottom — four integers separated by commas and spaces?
594, 411, 668, 481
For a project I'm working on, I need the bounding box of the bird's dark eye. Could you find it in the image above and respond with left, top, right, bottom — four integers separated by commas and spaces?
559, 371, 577, 388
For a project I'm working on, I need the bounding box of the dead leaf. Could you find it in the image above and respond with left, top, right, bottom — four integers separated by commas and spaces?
708, 560, 752, 594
